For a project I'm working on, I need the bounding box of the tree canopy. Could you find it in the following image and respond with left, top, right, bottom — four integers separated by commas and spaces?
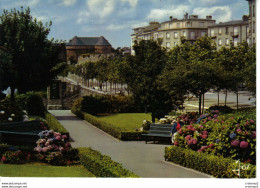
0, 7, 66, 100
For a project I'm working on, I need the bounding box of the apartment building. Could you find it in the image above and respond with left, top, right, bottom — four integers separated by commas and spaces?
208, 16, 249, 50
131, 13, 215, 54
247, 0, 256, 45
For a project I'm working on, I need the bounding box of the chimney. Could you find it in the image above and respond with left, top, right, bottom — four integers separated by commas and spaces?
206, 15, 212, 20
170, 16, 173, 21
184, 12, 188, 19
242, 15, 249, 21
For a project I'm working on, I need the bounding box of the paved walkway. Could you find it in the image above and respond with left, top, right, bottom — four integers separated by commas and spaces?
49, 110, 212, 178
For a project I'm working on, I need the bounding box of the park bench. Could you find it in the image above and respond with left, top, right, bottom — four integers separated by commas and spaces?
142, 123, 173, 144
0, 121, 44, 146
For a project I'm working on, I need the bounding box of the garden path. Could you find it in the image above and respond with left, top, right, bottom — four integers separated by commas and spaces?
49, 110, 213, 178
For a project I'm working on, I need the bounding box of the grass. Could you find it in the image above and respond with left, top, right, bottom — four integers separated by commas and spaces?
0, 163, 95, 177
96, 113, 152, 131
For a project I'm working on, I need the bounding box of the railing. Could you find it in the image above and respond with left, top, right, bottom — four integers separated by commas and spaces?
230, 32, 239, 37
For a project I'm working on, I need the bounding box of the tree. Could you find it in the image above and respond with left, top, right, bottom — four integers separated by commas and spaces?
124, 40, 171, 122
0, 7, 65, 100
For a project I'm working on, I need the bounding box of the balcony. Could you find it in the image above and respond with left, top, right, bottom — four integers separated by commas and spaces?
231, 32, 239, 37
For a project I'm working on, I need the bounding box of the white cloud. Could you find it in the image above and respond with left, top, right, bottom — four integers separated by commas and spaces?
106, 23, 129, 31
60, 0, 77, 6
121, 0, 138, 8
28, 0, 40, 7
87, 0, 115, 18
146, 5, 190, 21
193, 6, 232, 22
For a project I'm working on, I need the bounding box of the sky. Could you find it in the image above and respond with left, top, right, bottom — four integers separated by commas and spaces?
0, 0, 250, 48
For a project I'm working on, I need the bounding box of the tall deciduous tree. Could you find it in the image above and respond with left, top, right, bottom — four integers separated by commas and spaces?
124, 40, 171, 122
0, 7, 65, 100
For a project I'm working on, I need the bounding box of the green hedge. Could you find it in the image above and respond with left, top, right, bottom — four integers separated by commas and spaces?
164, 146, 256, 178
45, 113, 68, 134
71, 109, 146, 141
78, 147, 139, 177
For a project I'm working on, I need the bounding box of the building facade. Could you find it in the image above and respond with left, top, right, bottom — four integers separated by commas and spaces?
66, 36, 112, 63
247, 0, 256, 45
208, 16, 249, 50
131, 13, 215, 54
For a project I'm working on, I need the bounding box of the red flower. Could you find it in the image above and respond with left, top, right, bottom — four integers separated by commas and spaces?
1, 156, 6, 162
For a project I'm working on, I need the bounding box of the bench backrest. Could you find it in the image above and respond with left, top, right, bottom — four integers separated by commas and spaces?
148, 123, 173, 135
0, 120, 43, 132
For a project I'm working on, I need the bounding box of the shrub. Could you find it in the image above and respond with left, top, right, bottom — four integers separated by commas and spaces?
78, 147, 139, 177
73, 95, 144, 116
120, 131, 148, 141
26, 92, 46, 117
45, 113, 68, 134
34, 130, 73, 166
208, 105, 233, 114
164, 146, 256, 178
1, 150, 30, 164
0, 98, 24, 122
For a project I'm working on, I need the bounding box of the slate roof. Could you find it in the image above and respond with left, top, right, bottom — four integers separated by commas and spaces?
67, 36, 111, 46
209, 20, 248, 27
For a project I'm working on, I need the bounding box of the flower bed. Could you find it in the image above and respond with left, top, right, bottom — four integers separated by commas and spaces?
172, 108, 256, 165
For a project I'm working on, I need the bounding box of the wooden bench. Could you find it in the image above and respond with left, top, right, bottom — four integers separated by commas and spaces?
142, 123, 173, 144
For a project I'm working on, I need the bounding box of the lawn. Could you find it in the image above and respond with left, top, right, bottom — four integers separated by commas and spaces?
0, 163, 95, 177
96, 113, 152, 131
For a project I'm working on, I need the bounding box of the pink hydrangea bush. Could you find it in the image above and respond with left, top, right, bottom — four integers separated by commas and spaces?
34, 130, 74, 165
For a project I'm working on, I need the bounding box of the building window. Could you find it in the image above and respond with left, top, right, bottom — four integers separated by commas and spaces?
174, 32, 178, 39
166, 32, 170, 39
249, 6, 252, 17
234, 27, 239, 35
165, 23, 169, 29
225, 27, 229, 34
253, 21, 255, 33
210, 29, 215, 37
247, 38, 251, 45
190, 31, 195, 39
201, 31, 206, 37
246, 26, 250, 34
218, 39, 222, 46
166, 42, 171, 49
186, 22, 191, 27
208, 22, 213, 26
174, 42, 178, 47
169, 23, 173, 28
159, 32, 163, 38
177, 23, 180, 28
183, 31, 186, 37
234, 38, 239, 46
225, 38, 229, 45
218, 28, 222, 35
200, 22, 204, 27
253, 5, 255, 17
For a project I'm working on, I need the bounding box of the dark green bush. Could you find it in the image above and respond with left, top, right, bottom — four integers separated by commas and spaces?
26, 92, 45, 117
208, 105, 233, 114
74, 95, 144, 116
164, 146, 256, 178
45, 113, 68, 134
0, 98, 24, 122
78, 147, 139, 177
120, 131, 148, 141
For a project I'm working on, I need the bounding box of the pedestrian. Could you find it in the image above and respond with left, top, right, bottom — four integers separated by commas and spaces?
170, 117, 184, 143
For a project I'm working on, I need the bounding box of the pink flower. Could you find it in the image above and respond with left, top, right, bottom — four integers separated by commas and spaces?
201, 146, 209, 150
192, 139, 198, 145
240, 141, 249, 149
1, 156, 6, 162
197, 149, 202, 152
250, 120, 255, 123
213, 114, 218, 119
231, 140, 240, 147
251, 132, 256, 138
199, 125, 204, 129
214, 119, 219, 122
236, 124, 240, 127
201, 134, 207, 139
174, 141, 179, 146
236, 129, 242, 133
214, 110, 219, 113
246, 121, 250, 125
202, 131, 208, 135
59, 147, 64, 152
208, 117, 212, 121
66, 142, 71, 148
42, 147, 48, 153
221, 121, 225, 124
187, 140, 193, 146
56, 136, 61, 140
185, 135, 192, 140
62, 135, 67, 139
209, 143, 214, 147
